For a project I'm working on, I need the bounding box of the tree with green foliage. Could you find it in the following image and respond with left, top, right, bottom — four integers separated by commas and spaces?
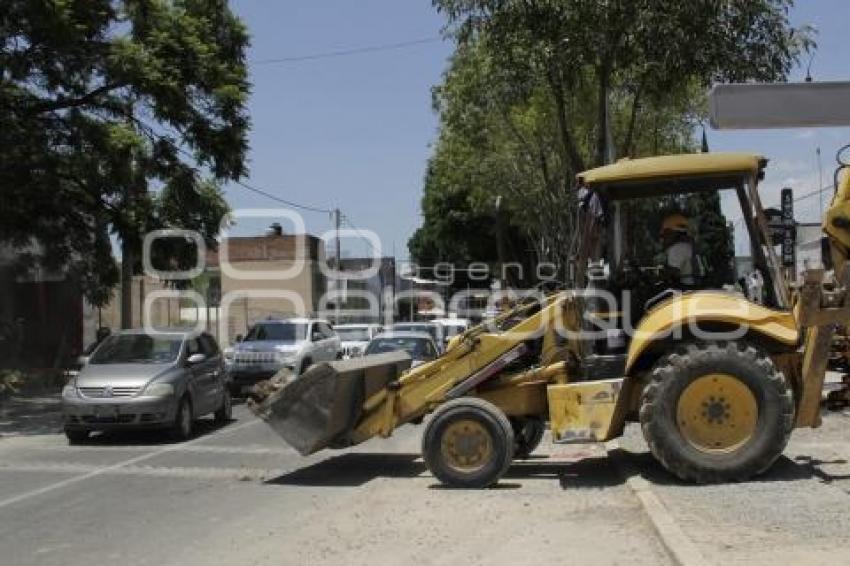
412, 0, 814, 283
0, 0, 250, 325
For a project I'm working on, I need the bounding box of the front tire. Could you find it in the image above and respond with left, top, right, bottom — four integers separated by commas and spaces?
299, 358, 312, 376
640, 341, 793, 483
214, 389, 232, 424
170, 396, 194, 441
422, 398, 514, 488
65, 428, 89, 445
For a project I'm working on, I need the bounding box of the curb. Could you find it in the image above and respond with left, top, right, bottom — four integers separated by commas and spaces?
605, 440, 710, 566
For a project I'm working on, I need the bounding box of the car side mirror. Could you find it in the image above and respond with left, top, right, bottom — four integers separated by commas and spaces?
77, 355, 90, 367
186, 353, 206, 365
311, 332, 321, 342
235, 334, 243, 343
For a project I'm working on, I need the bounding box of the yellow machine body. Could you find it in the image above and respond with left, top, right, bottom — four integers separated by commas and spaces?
259, 153, 850, 463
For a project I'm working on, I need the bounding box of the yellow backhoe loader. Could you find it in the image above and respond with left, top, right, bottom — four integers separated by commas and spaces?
252, 151, 850, 488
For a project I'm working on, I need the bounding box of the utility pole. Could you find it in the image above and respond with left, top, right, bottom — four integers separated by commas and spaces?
495, 196, 505, 288
817, 146, 824, 218
120, 148, 145, 330
333, 208, 341, 324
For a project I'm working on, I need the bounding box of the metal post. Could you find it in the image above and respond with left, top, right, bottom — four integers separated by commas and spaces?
817, 147, 824, 218
333, 208, 341, 325
495, 196, 505, 288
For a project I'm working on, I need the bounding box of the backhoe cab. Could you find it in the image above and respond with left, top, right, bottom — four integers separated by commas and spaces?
254, 152, 850, 488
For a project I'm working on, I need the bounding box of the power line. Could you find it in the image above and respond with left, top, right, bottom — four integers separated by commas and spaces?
787, 183, 834, 206
341, 214, 380, 255
230, 179, 332, 214
129, 115, 333, 214
251, 36, 442, 65
727, 182, 835, 225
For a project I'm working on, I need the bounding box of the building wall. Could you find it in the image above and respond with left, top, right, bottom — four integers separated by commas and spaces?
334, 257, 395, 323
217, 258, 324, 340
0, 243, 87, 368
205, 233, 327, 345
95, 276, 183, 334
795, 223, 825, 275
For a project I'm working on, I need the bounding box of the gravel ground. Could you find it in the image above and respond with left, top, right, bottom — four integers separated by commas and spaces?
618, 407, 850, 565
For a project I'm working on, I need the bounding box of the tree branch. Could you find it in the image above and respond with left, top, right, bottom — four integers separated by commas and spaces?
28, 82, 126, 114
620, 81, 643, 158
545, 68, 585, 174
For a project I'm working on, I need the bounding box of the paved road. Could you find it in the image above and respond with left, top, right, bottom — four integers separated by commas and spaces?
1, 397, 848, 566
0, 401, 669, 566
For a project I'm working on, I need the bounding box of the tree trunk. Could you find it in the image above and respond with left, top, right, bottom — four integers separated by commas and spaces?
546, 70, 585, 174
120, 238, 134, 329
621, 85, 642, 157
596, 65, 613, 166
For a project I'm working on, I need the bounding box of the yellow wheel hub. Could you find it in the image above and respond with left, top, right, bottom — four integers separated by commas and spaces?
676, 373, 758, 453
441, 419, 493, 472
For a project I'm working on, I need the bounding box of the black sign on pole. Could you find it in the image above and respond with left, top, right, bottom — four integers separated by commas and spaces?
780, 188, 795, 267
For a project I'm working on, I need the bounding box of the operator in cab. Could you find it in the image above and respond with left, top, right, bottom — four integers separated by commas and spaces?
658, 212, 697, 287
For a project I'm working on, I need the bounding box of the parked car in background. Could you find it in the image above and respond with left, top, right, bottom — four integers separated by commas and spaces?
390, 322, 445, 352
335, 323, 383, 358
365, 332, 439, 367
63, 329, 231, 443
225, 318, 340, 395
432, 318, 471, 347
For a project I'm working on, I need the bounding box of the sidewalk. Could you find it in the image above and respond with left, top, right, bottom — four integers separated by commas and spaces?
0, 392, 63, 438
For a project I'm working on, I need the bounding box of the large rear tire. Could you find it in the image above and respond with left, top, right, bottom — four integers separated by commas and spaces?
422, 398, 514, 488
640, 341, 793, 483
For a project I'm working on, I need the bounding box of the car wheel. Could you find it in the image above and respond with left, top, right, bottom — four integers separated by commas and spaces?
170, 396, 194, 441
65, 428, 89, 445
214, 388, 232, 424
299, 358, 312, 376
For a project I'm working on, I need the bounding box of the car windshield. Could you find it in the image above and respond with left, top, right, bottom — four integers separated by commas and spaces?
393, 324, 437, 341
89, 334, 183, 364
244, 322, 307, 343
443, 324, 466, 338
336, 327, 371, 341
366, 337, 434, 360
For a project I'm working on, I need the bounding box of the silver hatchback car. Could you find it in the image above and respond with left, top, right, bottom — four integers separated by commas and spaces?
62, 329, 231, 443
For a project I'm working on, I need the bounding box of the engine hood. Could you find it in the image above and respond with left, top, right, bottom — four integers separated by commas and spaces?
77, 363, 177, 388
234, 340, 305, 354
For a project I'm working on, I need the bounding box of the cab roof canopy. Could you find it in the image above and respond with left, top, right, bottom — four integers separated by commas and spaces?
577, 152, 766, 199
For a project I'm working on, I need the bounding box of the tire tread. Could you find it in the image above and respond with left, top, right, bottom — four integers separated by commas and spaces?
640, 341, 793, 483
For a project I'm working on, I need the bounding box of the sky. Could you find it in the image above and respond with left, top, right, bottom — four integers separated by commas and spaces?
225, 0, 850, 260
225, 0, 452, 261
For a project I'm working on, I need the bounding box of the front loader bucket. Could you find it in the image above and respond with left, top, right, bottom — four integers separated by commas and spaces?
250, 351, 411, 455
